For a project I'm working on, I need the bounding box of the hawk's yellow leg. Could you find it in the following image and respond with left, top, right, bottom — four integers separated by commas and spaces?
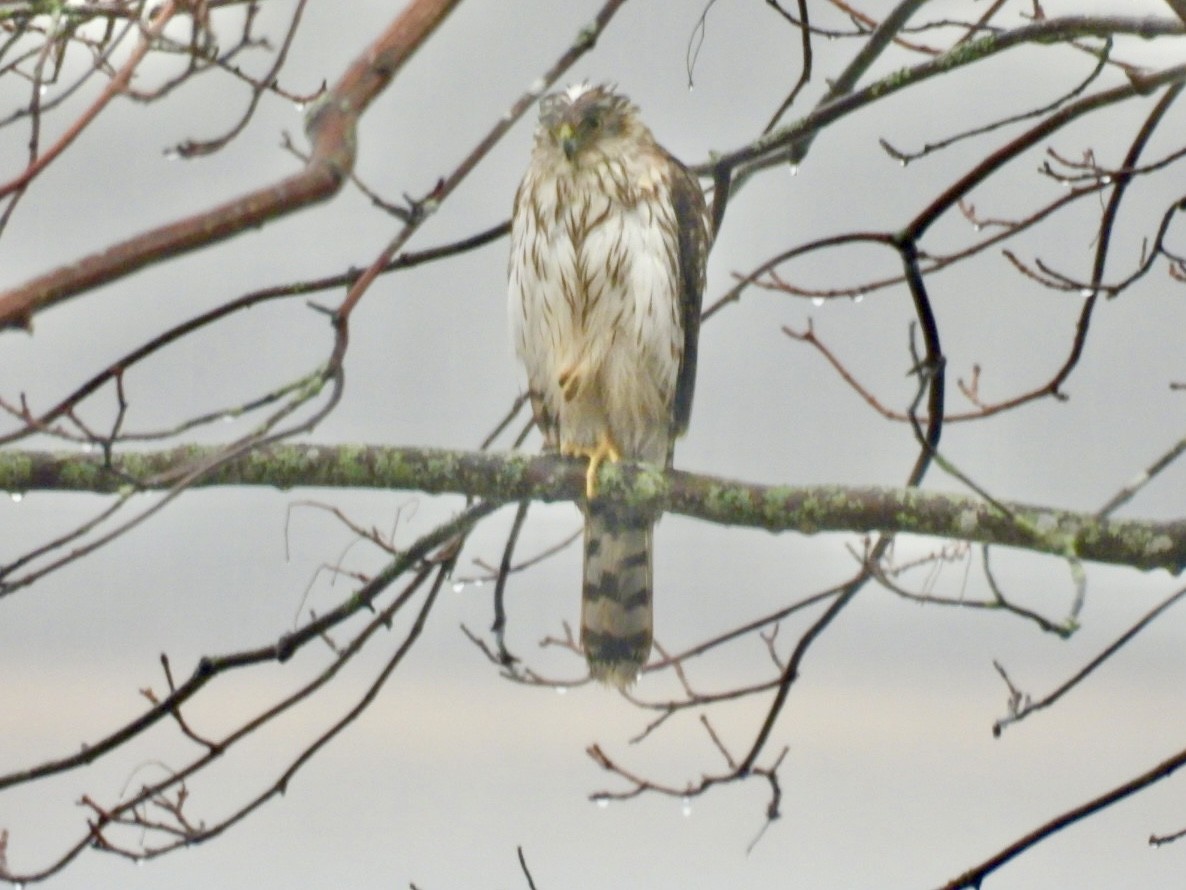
561, 432, 621, 499
556, 361, 620, 496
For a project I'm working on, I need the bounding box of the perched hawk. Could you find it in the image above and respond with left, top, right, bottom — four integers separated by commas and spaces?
508, 84, 711, 688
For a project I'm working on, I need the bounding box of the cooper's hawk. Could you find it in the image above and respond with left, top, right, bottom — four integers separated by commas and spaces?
508, 83, 711, 688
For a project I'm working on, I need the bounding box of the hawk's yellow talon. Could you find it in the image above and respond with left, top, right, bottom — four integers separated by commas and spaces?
562, 433, 621, 498
581, 433, 621, 499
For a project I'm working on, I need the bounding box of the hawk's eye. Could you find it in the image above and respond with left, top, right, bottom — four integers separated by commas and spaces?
585, 113, 601, 131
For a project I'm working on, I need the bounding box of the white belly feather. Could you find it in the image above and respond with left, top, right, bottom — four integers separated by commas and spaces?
508, 153, 682, 464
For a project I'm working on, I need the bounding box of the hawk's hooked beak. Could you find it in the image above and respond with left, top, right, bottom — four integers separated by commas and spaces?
556, 122, 578, 160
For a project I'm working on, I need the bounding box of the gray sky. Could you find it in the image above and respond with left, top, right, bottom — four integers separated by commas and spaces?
3, 1, 1186, 887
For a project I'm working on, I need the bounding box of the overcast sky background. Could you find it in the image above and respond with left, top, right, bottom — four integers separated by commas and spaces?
3, 1, 1186, 887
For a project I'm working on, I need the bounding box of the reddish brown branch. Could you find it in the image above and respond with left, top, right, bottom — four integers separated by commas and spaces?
822, 0, 944, 55
0, 0, 464, 331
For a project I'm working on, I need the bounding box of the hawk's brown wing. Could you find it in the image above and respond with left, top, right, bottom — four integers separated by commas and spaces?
667, 155, 712, 447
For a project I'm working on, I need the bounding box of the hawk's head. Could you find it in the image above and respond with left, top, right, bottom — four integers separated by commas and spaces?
537, 83, 642, 162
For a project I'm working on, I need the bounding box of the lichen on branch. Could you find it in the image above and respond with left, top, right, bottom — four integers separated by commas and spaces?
3, 443, 1182, 574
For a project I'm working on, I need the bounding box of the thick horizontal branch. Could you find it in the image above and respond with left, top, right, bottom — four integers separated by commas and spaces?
3, 444, 1184, 574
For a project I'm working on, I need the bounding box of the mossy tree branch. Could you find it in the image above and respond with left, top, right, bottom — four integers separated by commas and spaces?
3, 444, 1183, 574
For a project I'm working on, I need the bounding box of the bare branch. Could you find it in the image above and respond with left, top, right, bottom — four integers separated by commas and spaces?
937, 741, 1186, 889
992, 584, 1186, 736
0, 0, 465, 330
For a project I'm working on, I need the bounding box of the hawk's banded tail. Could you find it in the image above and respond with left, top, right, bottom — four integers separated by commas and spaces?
581, 502, 653, 688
